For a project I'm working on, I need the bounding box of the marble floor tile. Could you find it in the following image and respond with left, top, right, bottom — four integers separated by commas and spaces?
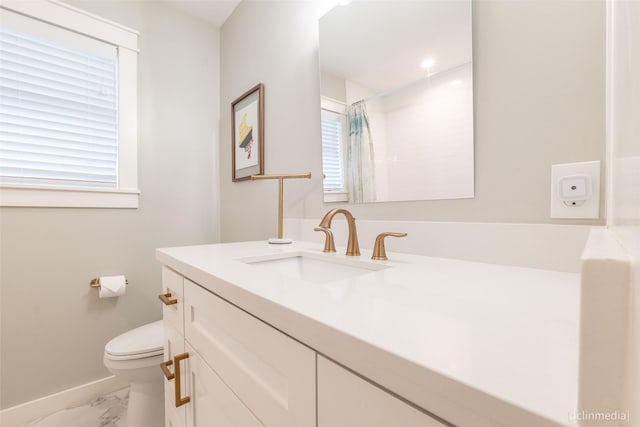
22, 388, 129, 427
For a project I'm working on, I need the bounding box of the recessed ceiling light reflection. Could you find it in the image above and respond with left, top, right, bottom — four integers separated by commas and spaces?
420, 58, 436, 69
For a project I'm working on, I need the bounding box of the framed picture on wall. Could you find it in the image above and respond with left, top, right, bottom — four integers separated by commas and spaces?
232, 83, 264, 181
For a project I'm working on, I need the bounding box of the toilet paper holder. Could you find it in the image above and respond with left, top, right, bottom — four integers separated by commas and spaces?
90, 277, 129, 288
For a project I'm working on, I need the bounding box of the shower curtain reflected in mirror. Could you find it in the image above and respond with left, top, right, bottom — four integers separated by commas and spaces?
347, 101, 376, 203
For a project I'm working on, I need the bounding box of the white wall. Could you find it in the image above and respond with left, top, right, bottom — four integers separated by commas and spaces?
607, 0, 640, 420
220, 0, 333, 242
286, 218, 591, 273
0, 1, 220, 409
219, 0, 605, 245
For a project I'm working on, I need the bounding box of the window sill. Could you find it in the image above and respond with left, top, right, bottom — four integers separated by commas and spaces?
0, 185, 140, 208
323, 192, 349, 203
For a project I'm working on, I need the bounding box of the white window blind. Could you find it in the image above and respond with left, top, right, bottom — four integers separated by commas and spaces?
0, 21, 119, 189
321, 109, 346, 193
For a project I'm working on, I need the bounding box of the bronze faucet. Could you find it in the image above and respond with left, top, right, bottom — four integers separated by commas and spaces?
314, 227, 336, 253
318, 208, 360, 256
371, 232, 407, 260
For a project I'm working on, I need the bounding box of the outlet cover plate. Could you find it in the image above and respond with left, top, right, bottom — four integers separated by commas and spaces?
550, 161, 600, 219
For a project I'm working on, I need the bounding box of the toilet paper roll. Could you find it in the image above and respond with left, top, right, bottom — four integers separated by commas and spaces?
99, 275, 127, 298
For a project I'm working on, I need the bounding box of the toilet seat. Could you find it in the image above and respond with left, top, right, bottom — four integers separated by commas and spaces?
105, 320, 163, 361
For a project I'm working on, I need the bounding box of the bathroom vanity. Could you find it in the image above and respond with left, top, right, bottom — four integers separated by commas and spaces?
157, 241, 580, 427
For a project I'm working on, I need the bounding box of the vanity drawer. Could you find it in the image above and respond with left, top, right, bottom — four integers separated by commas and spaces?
184, 279, 316, 427
161, 266, 184, 333
318, 355, 447, 427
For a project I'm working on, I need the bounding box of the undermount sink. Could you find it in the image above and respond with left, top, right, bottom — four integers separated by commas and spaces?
240, 252, 389, 284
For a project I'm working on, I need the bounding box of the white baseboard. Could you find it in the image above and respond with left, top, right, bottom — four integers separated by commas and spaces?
0, 376, 128, 427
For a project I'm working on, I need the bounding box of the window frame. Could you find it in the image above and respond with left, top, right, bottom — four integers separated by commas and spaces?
320, 97, 348, 203
0, 0, 139, 208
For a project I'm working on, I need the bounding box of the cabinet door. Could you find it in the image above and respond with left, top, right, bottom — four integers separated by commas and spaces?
318, 356, 447, 427
186, 343, 263, 427
165, 398, 186, 427
163, 325, 186, 427
184, 279, 316, 427
162, 267, 186, 427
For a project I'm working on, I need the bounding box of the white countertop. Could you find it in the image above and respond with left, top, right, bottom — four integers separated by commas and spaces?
157, 241, 580, 427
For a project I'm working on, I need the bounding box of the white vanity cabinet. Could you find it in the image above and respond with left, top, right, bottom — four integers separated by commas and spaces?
317, 356, 448, 427
161, 266, 447, 427
158, 241, 582, 427
160, 267, 316, 427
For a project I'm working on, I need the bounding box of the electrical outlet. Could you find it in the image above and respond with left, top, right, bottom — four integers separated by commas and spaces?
550, 161, 600, 219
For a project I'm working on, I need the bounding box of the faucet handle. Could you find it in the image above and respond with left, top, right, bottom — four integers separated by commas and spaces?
372, 232, 407, 260
314, 227, 336, 253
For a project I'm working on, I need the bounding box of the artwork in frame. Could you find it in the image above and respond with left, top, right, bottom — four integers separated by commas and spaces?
232, 83, 264, 181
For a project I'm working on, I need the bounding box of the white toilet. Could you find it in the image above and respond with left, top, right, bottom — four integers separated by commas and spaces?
104, 320, 165, 427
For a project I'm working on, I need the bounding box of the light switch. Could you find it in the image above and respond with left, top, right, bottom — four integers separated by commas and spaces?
550, 161, 600, 219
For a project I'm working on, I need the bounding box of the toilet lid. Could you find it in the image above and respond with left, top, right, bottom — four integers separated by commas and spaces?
105, 320, 164, 357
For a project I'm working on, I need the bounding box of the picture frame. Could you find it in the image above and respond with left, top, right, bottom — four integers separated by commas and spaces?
232, 83, 264, 181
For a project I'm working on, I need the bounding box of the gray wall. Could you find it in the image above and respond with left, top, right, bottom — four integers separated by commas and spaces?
219, 0, 605, 243
0, 1, 220, 408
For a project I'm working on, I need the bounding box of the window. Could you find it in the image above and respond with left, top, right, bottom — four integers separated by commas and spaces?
1, 26, 118, 188
321, 97, 348, 203
321, 110, 345, 191
0, 1, 139, 208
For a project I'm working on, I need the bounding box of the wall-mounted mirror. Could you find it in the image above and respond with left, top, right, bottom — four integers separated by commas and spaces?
318, 0, 474, 203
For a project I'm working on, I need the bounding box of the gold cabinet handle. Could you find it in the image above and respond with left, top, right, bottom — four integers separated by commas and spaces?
160, 359, 175, 380
158, 292, 178, 306
174, 352, 191, 408
372, 232, 408, 260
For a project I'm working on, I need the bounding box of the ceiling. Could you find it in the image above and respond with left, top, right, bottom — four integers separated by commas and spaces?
319, 1, 472, 94
161, 0, 241, 27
